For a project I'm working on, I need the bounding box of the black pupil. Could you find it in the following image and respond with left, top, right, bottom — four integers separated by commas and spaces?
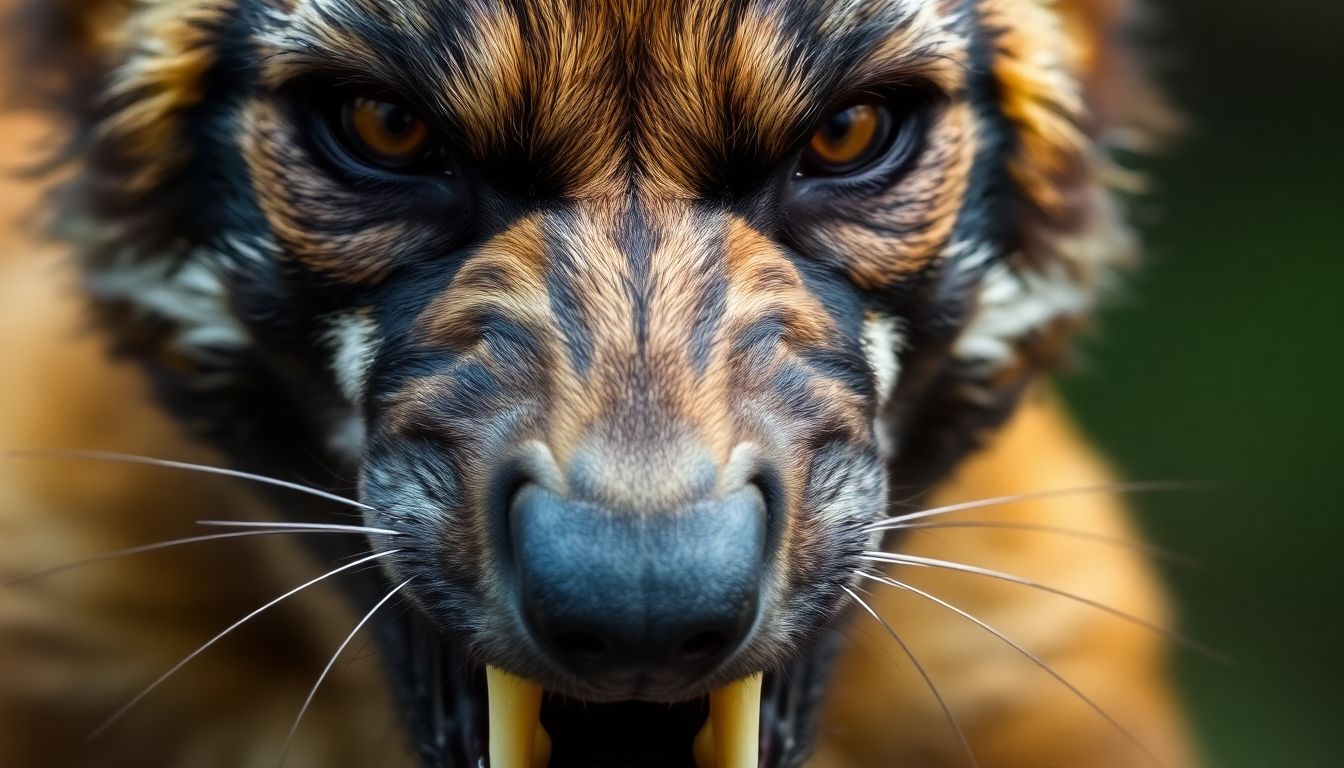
378, 103, 416, 140
820, 109, 858, 143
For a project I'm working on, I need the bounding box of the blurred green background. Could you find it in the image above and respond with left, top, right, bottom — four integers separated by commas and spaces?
1059, 1, 1344, 765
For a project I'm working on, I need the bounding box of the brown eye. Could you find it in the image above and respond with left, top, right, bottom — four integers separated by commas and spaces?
342, 95, 433, 170
801, 102, 894, 176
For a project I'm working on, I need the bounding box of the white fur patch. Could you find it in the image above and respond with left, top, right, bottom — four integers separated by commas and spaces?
86, 252, 251, 358
220, 233, 276, 267
861, 314, 905, 408
861, 313, 906, 459
947, 238, 996, 278
323, 312, 382, 406
954, 261, 1092, 368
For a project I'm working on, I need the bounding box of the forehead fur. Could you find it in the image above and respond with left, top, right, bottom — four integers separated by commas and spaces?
260, 0, 965, 197
34, 0, 1153, 210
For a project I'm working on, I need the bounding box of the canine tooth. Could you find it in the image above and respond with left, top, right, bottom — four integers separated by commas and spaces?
694, 717, 717, 768
531, 722, 551, 768
486, 666, 545, 768
703, 673, 763, 768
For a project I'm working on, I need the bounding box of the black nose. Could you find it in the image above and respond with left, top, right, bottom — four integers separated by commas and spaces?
511, 483, 767, 694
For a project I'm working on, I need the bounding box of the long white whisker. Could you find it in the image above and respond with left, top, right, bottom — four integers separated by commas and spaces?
278, 578, 412, 767
5, 530, 370, 587
843, 586, 977, 768
4, 449, 373, 511
88, 548, 400, 740
197, 520, 401, 536
867, 480, 1203, 530
877, 521, 1197, 566
857, 570, 1163, 766
860, 552, 1228, 663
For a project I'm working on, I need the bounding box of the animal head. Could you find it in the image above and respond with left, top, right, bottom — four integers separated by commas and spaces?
20, 0, 1162, 764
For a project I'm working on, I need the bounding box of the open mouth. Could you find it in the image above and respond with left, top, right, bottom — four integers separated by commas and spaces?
488, 666, 761, 768
419, 638, 825, 768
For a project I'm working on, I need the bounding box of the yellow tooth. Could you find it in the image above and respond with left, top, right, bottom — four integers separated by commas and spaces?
486, 666, 546, 768
531, 721, 551, 768
698, 674, 763, 768
694, 718, 717, 768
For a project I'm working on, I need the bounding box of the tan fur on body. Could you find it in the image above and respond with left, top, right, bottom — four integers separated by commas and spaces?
0, 110, 414, 768
816, 396, 1192, 766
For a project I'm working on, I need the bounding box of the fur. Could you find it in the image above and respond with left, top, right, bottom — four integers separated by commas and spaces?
0, 0, 1191, 765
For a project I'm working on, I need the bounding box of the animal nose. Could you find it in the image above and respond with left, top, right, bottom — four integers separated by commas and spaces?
510, 482, 767, 692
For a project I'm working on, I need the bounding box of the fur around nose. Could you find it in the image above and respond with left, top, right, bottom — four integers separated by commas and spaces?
510, 481, 767, 695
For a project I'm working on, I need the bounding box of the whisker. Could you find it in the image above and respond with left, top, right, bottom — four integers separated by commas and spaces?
857, 570, 1164, 766
5, 529, 372, 587
197, 520, 401, 537
88, 548, 400, 740
860, 552, 1228, 663
4, 449, 373, 511
278, 577, 412, 767
865, 480, 1205, 530
843, 585, 977, 768
875, 521, 1198, 566
347, 605, 413, 666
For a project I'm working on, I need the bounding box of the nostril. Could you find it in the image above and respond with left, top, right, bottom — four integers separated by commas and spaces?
677, 630, 728, 665
554, 629, 609, 662
513, 481, 766, 688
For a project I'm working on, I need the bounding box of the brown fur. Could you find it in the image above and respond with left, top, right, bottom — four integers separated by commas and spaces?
0, 119, 1190, 763
816, 392, 1192, 766
0, 0, 1193, 764
0, 110, 413, 768
0, 187, 1190, 764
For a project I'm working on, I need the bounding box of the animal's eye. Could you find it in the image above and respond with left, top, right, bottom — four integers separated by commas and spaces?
799, 102, 897, 177
339, 95, 436, 172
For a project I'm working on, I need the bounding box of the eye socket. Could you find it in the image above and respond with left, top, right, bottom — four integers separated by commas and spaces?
338, 95, 438, 172
799, 102, 897, 177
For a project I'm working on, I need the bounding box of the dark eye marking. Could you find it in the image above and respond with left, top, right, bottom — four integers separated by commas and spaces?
314, 90, 454, 178
802, 102, 892, 175
346, 97, 430, 166
795, 94, 932, 182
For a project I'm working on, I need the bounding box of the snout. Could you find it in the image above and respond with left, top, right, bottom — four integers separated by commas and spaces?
511, 480, 768, 697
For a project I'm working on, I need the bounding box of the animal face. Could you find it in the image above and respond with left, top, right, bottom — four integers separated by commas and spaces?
26, 0, 1155, 764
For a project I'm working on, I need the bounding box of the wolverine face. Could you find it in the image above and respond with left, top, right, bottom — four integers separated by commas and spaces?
38, 0, 1143, 764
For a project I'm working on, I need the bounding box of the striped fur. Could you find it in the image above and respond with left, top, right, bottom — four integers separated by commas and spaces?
1, 0, 1188, 765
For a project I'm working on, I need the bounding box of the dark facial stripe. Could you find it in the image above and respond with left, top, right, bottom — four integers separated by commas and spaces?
688, 226, 729, 375
543, 211, 596, 375
615, 197, 658, 352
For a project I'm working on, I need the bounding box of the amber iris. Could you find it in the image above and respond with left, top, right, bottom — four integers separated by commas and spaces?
803, 103, 892, 175
343, 96, 431, 168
